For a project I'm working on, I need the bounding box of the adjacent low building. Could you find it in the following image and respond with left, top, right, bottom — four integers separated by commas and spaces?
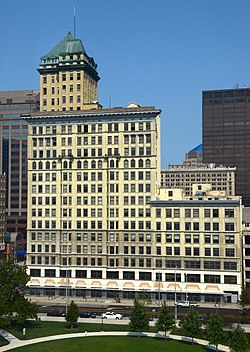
161, 164, 236, 197
182, 144, 203, 167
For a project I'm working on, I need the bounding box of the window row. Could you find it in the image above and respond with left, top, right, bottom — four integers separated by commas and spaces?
164, 221, 235, 232
43, 83, 81, 96
124, 134, 151, 144
165, 246, 235, 257
32, 121, 152, 136
165, 233, 235, 244
164, 208, 235, 219
124, 183, 151, 193
124, 171, 151, 181
30, 256, 237, 278
124, 147, 152, 156
33, 137, 57, 147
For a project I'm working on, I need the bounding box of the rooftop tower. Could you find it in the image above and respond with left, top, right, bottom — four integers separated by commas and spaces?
38, 32, 100, 112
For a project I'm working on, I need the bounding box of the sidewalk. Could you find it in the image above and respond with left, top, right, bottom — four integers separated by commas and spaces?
28, 295, 240, 310
0, 330, 230, 352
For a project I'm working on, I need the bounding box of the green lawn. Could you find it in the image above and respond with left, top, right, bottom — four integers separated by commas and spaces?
10, 336, 208, 352
0, 335, 9, 347
7, 320, 133, 340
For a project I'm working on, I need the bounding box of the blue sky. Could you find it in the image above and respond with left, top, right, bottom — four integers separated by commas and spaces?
0, 0, 249, 166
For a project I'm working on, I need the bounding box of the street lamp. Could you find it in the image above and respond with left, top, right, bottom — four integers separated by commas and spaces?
101, 306, 104, 332
157, 271, 161, 306
174, 267, 178, 321
65, 256, 69, 315
185, 273, 188, 301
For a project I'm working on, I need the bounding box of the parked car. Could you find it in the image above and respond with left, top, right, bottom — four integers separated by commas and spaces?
177, 301, 198, 308
101, 311, 123, 319
47, 310, 65, 317
239, 308, 250, 315
79, 312, 97, 318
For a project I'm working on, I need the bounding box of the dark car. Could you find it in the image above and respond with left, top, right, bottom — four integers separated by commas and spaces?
239, 308, 250, 315
79, 311, 96, 318
47, 310, 65, 317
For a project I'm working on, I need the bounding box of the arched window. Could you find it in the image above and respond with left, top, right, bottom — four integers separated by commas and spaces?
84, 160, 88, 169
91, 160, 96, 169
52, 161, 57, 169
146, 159, 151, 168
77, 160, 81, 169
32, 162, 36, 170
63, 160, 68, 169
98, 160, 102, 169
116, 159, 119, 168
131, 159, 135, 168
124, 159, 129, 168
38, 161, 43, 170
110, 160, 115, 168
139, 159, 143, 168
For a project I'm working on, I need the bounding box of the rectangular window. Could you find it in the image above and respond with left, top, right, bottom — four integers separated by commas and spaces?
166, 209, 172, 218
204, 209, 211, 218
224, 262, 237, 270
225, 248, 235, 257
225, 223, 235, 231
184, 261, 200, 269
139, 272, 152, 281
213, 209, 219, 218
225, 209, 234, 218
204, 275, 220, 283
204, 261, 220, 270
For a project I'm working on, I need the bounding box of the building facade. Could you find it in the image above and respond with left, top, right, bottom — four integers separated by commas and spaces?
202, 88, 250, 206
0, 175, 6, 259
0, 90, 39, 236
161, 164, 236, 197
242, 207, 250, 285
25, 33, 243, 303
25, 106, 162, 299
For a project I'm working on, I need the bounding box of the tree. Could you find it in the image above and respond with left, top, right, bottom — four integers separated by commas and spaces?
207, 312, 225, 352
0, 260, 37, 327
155, 301, 175, 340
229, 324, 249, 352
65, 301, 79, 330
180, 306, 201, 344
240, 283, 250, 307
129, 299, 149, 337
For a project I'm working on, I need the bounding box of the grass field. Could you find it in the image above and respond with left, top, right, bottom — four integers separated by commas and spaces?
6, 320, 133, 340
0, 335, 9, 347
10, 336, 208, 352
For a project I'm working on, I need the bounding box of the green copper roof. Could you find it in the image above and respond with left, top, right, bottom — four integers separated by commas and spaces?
41, 32, 86, 59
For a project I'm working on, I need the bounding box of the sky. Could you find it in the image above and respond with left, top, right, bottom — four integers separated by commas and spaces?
0, 0, 249, 167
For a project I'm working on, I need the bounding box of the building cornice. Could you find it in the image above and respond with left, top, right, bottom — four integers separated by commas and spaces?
22, 107, 161, 123
150, 199, 241, 207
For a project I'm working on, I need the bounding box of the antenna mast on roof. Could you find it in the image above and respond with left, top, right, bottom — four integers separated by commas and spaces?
74, 5, 76, 38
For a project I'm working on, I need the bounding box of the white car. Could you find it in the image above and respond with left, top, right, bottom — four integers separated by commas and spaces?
177, 301, 198, 308
101, 311, 123, 319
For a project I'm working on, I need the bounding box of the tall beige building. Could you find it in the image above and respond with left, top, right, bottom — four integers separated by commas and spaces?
25, 33, 243, 303
25, 105, 161, 300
